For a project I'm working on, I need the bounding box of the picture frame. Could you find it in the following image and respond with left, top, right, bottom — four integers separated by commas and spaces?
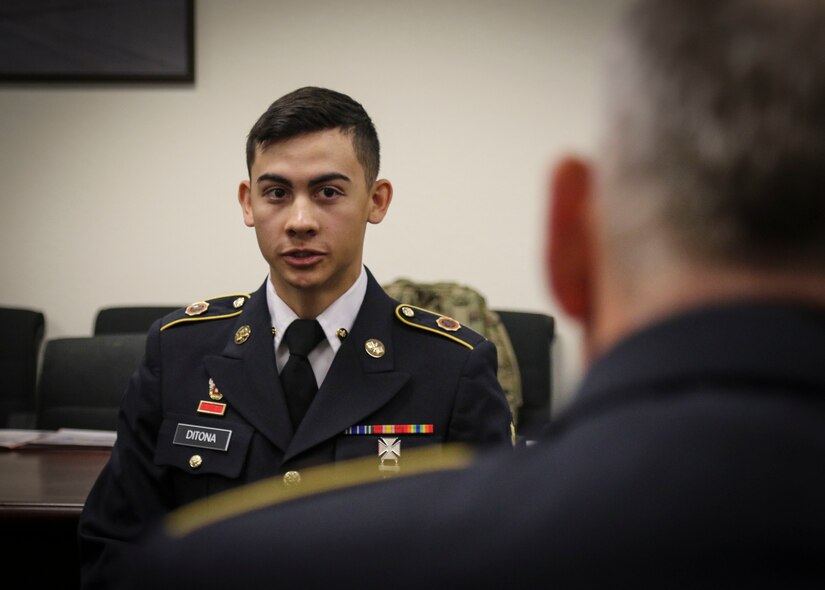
0, 0, 195, 83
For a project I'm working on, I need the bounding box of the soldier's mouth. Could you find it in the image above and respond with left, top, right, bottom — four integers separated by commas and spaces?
283, 250, 324, 267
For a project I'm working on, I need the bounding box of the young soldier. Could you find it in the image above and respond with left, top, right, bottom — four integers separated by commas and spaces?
79, 87, 512, 588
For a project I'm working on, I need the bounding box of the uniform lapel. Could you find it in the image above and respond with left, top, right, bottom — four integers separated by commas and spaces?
284, 272, 410, 461
203, 280, 294, 452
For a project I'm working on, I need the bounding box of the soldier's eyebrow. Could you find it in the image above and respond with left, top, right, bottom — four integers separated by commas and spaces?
256, 173, 292, 187
255, 173, 351, 187
308, 172, 351, 186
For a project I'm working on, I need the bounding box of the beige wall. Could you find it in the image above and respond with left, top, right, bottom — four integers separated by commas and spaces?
0, 0, 627, 410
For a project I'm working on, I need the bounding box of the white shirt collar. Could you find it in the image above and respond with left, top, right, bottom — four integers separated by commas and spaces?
266, 266, 368, 356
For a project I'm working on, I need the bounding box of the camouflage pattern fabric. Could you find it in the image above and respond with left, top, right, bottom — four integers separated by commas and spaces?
382, 278, 523, 426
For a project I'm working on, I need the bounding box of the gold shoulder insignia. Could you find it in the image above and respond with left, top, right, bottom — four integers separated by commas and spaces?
160, 293, 251, 332
164, 443, 474, 538
394, 304, 485, 350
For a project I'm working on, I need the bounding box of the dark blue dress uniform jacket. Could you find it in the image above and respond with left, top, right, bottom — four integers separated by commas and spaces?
125, 301, 825, 589
78, 270, 512, 588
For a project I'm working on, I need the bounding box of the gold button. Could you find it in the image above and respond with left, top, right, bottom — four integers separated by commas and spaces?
234, 325, 251, 344
283, 470, 302, 486
401, 306, 414, 318
233, 297, 246, 309
365, 338, 385, 358
189, 455, 203, 469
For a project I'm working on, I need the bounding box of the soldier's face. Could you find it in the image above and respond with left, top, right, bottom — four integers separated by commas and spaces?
239, 129, 390, 312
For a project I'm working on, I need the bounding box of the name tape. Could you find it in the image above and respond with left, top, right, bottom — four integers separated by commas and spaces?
173, 423, 232, 451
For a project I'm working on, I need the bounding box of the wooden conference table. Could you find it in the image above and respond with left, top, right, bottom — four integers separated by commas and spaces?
0, 447, 110, 588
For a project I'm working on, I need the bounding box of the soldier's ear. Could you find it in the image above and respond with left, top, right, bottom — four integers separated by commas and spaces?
367, 179, 393, 224
546, 157, 596, 325
239, 180, 254, 227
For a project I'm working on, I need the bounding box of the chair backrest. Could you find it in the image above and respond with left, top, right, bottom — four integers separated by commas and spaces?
495, 310, 555, 441
36, 333, 147, 431
0, 306, 45, 427
94, 305, 181, 335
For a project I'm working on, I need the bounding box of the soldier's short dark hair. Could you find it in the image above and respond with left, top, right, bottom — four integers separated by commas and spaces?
245, 87, 380, 186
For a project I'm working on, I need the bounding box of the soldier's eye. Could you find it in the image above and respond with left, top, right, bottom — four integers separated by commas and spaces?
264, 187, 287, 199
319, 187, 343, 199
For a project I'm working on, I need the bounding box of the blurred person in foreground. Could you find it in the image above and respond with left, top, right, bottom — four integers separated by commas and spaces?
124, 1, 825, 586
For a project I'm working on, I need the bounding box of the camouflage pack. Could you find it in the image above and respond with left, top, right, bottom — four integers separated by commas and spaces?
382, 278, 523, 425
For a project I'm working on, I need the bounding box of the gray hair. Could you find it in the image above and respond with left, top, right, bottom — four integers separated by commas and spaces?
599, 0, 825, 278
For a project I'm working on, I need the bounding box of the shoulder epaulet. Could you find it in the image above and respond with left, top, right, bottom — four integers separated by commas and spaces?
394, 304, 485, 350
160, 293, 251, 332
165, 443, 474, 538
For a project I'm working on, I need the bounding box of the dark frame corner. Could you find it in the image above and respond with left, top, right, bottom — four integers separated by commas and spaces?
0, 0, 195, 84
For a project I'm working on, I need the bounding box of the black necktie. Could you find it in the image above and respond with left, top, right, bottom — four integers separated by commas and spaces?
281, 319, 325, 429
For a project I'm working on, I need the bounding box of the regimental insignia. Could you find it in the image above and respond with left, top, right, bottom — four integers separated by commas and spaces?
185, 301, 209, 316
378, 437, 400, 473
436, 316, 461, 332
234, 325, 251, 344
208, 378, 223, 401
197, 400, 227, 416
336, 328, 348, 340
364, 338, 385, 358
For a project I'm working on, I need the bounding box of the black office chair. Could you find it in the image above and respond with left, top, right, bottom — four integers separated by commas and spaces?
0, 306, 46, 428
36, 333, 147, 431
495, 310, 555, 441
94, 305, 181, 335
